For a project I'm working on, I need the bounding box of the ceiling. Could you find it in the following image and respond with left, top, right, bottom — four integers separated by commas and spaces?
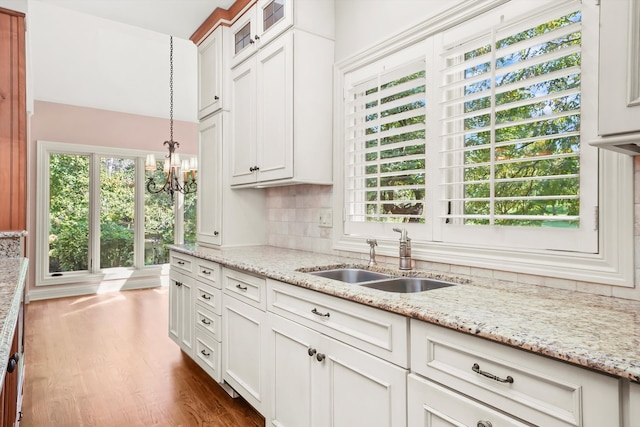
45, 0, 235, 39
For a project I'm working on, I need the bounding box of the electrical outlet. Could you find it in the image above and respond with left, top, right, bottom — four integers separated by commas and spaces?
318, 208, 333, 228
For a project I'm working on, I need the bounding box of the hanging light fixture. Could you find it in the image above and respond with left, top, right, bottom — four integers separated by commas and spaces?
145, 35, 197, 199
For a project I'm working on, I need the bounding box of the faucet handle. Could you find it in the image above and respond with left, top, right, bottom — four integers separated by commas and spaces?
393, 228, 408, 241
366, 239, 377, 247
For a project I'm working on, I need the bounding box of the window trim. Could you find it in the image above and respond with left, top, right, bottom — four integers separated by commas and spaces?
332, 0, 634, 287
36, 140, 192, 287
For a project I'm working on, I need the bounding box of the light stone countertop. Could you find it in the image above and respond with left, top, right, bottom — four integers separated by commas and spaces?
0, 258, 28, 385
171, 244, 640, 382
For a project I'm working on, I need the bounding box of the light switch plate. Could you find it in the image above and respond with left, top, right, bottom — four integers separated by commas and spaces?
318, 208, 333, 228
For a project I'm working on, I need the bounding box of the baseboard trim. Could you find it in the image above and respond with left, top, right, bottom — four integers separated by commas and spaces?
27, 277, 169, 302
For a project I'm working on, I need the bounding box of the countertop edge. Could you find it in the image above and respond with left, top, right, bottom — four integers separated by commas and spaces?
0, 258, 27, 387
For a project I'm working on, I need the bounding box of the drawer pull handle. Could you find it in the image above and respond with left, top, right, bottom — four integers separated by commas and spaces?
311, 308, 330, 318
201, 318, 211, 326
202, 270, 211, 275
472, 363, 514, 384
307, 347, 317, 357
177, 261, 185, 265
316, 353, 326, 362
236, 284, 248, 291
201, 349, 211, 357
202, 294, 211, 300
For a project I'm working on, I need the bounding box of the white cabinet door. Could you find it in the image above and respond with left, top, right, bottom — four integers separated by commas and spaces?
256, 31, 293, 183
230, 58, 258, 185
319, 335, 407, 427
267, 313, 318, 427
197, 114, 222, 246
198, 27, 225, 119
169, 270, 194, 357
256, 0, 292, 47
230, 8, 258, 68
223, 294, 268, 415
598, 0, 640, 136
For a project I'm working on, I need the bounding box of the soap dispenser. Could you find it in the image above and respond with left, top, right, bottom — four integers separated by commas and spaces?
392, 227, 412, 270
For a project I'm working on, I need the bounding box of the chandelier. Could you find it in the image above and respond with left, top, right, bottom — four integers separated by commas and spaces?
145, 35, 197, 199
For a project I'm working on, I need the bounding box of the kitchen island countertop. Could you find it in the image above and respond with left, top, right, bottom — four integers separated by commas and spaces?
170, 244, 640, 382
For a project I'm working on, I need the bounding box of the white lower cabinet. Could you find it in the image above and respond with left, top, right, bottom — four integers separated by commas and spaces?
222, 268, 269, 416
268, 312, 407, 427
410, 320, 621, 427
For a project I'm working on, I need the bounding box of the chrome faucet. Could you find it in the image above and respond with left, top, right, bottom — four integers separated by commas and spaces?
393, 228, 412, 270
366, 239, 377, 267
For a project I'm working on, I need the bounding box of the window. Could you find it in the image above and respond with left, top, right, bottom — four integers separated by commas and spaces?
37, 141, 196, 285
338, 0, 633, 285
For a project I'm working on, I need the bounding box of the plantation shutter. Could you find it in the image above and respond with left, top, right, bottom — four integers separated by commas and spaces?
344, 58, 427, 236
436, 0, 597, 252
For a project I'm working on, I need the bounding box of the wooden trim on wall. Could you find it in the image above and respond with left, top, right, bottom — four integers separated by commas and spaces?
190, 0, 255, 44
0, 10, 27, 231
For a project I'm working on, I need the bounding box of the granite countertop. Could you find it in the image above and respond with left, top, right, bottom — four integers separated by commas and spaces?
0, 258, 28, 385
171, 244, 640, 382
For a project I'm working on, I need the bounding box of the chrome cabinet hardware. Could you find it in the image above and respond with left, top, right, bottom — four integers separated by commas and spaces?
472, 363, 514, 384
307, 347, 317, 357
311, 308, 330, 318
236, 284, 248, 291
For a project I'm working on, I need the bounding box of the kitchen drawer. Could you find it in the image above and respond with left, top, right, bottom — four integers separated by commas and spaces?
194, 258, 221, 288
170, 252, 193, 274
195, 280, 222, 315
223, 268, 266, 311
408, 373, 530, 426
194, 328, 222, 382
268, 279, 409, 367
411, 321, 620, 427
195, 303, 222, 341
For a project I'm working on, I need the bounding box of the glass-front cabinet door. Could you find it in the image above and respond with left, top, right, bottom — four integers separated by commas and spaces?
230, 10, 258, 67
256, 0, 292, 46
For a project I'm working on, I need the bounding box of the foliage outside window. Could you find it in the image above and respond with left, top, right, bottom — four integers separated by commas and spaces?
43, 143, 196, 280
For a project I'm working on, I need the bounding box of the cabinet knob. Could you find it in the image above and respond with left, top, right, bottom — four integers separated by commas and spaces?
307, 347, 317, 357
214, 231, 219, 236
249, 38, 255, 44
316, 353, 326, 362
214, 95, 219, 100
254, 34, 260, 40
6, 352, 19, 374
477, 421, 493, 427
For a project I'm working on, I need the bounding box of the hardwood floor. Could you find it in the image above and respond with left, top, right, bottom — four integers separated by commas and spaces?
20, 288, 265, 427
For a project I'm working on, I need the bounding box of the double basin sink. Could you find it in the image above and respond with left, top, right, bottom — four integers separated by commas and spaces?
308, 268, 456, 293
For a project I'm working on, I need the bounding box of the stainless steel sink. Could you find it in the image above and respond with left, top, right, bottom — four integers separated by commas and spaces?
309, 268, 392, 283
360, 277, 456, 293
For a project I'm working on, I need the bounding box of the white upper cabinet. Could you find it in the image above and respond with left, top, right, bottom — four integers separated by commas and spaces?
198, 26, 228, 119
594, 0, 640, 154
230, 0, 334, 68
230, 30, 333, 187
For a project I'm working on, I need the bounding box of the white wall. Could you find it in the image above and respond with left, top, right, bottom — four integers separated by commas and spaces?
0, 0, 26, 13
28, 0, 197, 122
334, 0, 463, 62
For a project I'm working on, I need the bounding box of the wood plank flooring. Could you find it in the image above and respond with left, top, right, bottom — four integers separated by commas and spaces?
20, 288, 265, 427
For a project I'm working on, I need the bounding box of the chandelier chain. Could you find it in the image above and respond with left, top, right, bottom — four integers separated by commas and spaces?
169, 35, 174, 142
